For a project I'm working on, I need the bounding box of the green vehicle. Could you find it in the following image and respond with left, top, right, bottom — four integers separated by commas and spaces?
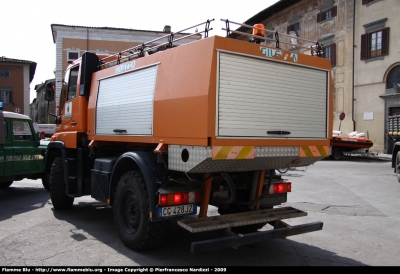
0, 105, 49, 190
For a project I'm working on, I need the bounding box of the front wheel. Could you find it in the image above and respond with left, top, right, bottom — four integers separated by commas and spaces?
42, 173, 50, 191
113, 170, 169, 251
0, 181, 13, 189
396, 151, 400, 183
50, 156, 74, 209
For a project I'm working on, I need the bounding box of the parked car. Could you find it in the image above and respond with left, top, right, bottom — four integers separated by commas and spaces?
0, 105, 49, 190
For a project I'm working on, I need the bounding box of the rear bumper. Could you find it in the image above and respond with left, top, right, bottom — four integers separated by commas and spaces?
177, 206, 323, 253
190, 220, 323, 253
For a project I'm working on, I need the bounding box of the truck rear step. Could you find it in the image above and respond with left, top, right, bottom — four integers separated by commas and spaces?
178, 206, 307, 233
177, 206, 323, 253
189, 220, 323, 253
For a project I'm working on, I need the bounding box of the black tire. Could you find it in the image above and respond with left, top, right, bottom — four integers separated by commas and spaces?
113, 170, 169, 251
396, 151, 400, 183
42, 173, 50, 191
331, 149, 342, 160
0, 181, 13, 189
50, 156, 74, 209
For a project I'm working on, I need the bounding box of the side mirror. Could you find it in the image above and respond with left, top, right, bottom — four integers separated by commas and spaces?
44, 83, 55, 101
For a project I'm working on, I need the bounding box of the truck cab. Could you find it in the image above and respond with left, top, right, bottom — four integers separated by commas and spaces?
0, 104, 49, 189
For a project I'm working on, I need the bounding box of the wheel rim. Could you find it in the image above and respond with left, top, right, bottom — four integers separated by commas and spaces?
333, 150, 341, 159
121, 189, 141, 234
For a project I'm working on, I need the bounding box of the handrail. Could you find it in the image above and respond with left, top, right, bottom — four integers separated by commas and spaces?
221, 19, 323, 57
100, 19, 214, 68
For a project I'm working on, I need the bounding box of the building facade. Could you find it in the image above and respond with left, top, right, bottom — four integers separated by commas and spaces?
354, 0, 400, 153
50, 24, 201, 105
33, 79, 56, 124
0, 57, 36, 115
233, 0, 398, 153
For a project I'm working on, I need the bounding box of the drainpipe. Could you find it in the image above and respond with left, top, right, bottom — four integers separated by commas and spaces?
352, 0, 356, 131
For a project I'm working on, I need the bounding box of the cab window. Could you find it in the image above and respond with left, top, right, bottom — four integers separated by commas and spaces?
67, 66, 79, 100
3, 121, 7, 138
13, 121, 34, 141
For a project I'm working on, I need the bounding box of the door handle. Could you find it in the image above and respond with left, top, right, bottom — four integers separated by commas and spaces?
113, 129, 127, 133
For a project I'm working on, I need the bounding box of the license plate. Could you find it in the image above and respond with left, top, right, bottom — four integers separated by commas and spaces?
158, 204, 197, 217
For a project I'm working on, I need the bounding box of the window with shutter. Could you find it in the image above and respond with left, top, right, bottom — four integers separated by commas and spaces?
67, 51, 80, 62
287, 15, 301, 35
361, 17, 389, 61
365, 28, 389, 59
0, 69, 10, 78
287, 22, 300, 34
317, 4, 337, 23
362, 0, 381, 5
322, 44, 336, 67
0, 90, 12, 104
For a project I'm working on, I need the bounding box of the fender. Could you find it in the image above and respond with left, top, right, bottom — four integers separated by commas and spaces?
44, 141, 66, 174
110, 151, 167, 220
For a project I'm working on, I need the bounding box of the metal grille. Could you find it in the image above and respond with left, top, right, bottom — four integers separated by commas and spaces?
386, 65, 400, 89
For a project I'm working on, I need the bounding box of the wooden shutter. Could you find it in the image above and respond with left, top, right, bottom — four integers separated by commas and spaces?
360, 34, 368, 60
317, 13, 321, 23
330, 44, 336, 67
332, 6, 337, 17
381, 27, 390, 56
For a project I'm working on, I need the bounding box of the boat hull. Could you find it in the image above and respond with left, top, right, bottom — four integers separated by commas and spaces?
332, 136, 373, 151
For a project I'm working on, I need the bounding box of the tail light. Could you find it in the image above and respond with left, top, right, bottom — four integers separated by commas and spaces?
159, 191, 201, 206
269, 182, 291, 194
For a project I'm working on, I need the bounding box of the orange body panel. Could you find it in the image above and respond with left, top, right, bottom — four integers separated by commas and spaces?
62, 36, 332, 149
51, 131, 79, 149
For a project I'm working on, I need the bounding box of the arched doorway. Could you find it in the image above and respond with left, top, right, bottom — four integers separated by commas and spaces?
385, 65, 400, 153
386, 65, 400, 90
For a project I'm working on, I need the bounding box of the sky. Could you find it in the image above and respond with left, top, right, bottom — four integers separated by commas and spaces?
2, 0, 279, 102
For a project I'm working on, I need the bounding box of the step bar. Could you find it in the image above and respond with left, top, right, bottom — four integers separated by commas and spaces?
177, 207, 323, 253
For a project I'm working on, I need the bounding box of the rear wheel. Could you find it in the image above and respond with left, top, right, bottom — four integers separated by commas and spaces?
0, 181, 13, 189
113, 170, 169, 251
50, 156, 74, 209
396, 151, 400, 183
331, 149, 342, 160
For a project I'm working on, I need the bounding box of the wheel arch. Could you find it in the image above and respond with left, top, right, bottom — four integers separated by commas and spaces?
109, 151, 165, 212
45, 141, 65, 174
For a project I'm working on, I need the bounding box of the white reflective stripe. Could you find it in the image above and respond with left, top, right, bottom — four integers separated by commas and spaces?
0, 155, 43, 162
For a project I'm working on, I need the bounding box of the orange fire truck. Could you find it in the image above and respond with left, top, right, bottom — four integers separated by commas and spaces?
43, 19, 333, 253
